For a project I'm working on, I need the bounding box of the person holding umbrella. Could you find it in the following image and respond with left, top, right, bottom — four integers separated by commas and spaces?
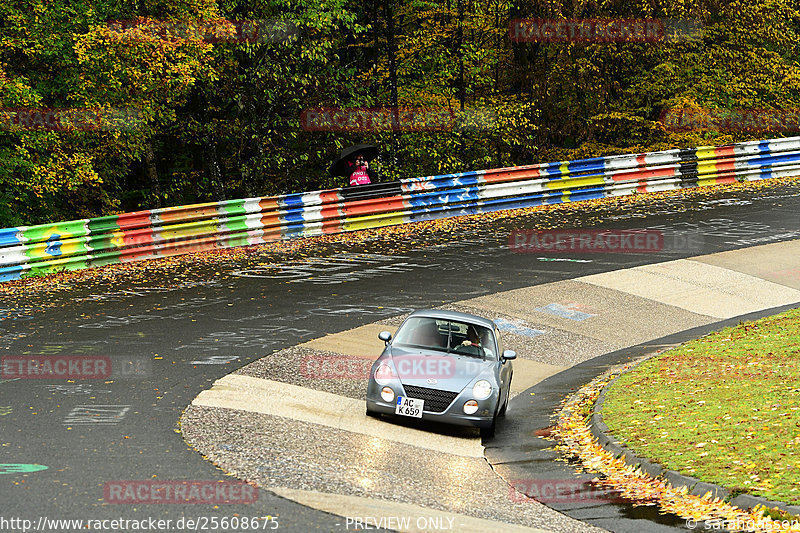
329, 144, 379, 186
348, 153, 372, 186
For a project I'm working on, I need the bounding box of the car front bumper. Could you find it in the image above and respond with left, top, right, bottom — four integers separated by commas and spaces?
366, 397, 497, 429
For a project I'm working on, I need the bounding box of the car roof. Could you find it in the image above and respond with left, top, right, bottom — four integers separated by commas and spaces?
406, 309, 497, 329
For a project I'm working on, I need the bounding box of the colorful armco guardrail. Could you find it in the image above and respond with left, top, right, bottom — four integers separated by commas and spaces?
2, 135, 800, 282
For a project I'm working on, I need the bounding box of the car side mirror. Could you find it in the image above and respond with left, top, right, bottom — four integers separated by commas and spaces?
378, 331, 392, 345
502, 350, 516, 361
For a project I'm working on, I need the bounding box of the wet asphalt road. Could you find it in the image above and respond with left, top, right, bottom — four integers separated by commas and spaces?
1, 182, 800, 532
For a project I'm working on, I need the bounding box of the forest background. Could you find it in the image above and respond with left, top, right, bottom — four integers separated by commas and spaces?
1, 0, 798, 226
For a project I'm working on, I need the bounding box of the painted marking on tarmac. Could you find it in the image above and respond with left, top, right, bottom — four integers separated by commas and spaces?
647, 218, 773, 239
307, 305, 413, 317
536, 257, 592, 263
0, 464, 48, 474
699, 198, 752, 207
22, 342, 105, 355
534, 303, 596, 321
231, 252, 439, 285
45, 384, 111, 395
192, 375, 484, 458
269, 487, 551, 533
175, 325, 315, 352
0, 406, 11, 416
493, 318, 546, 338
74, 279, 222, 303
189, 355, 241, 365
62, 405, 130, 425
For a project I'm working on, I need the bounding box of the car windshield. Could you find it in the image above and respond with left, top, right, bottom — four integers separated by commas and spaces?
393, 317, 496, 359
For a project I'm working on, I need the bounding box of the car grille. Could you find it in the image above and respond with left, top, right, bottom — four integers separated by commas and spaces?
403, 385, 458, 413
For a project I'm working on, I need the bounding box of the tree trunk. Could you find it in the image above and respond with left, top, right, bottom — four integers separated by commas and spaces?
144, 141, 161, 208
494, 0, 502, 167
456, 0, 465, 168
384, 0, 400, 171
207, 136, 226, 202
371, 0, 380, 103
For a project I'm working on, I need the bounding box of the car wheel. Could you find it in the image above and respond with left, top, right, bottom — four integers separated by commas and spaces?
366, 409, 381, 419
481, 400, 499, 439
499, 373, 512, 416
481, 416, 497, 439
498, 389, 509, 416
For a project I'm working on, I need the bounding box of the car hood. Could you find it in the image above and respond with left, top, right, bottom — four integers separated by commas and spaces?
387, 345, 494, 392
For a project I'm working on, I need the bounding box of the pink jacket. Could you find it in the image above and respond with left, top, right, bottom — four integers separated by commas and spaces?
349, 163, 371, 186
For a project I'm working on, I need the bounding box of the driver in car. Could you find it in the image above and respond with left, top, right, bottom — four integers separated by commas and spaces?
457, 325, 485, 357
461, 325, 481, 347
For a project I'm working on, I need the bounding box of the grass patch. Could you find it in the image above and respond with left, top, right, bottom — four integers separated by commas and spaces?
602, 307, 800, 505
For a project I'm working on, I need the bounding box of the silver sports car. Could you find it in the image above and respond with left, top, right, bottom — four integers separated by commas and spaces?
365, 309, 515, 438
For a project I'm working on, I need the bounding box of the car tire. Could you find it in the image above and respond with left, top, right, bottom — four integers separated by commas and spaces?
481, 417, 497, 439
499, 373, 512, 416
498, 389, 509, 417
366, 409, 381, 419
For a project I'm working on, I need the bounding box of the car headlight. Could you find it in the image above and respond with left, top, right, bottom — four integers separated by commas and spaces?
463, 400, 479, 415
473, 380, 492, 400
381, 386, 395, 402
375, 363, 395, 385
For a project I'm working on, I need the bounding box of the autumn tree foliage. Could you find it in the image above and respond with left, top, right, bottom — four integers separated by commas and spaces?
0, 0, 798, 225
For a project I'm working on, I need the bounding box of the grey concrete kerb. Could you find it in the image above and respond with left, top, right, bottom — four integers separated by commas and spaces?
589, 331, 800, 517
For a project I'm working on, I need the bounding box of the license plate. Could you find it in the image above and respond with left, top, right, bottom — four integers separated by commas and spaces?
395, 396, 424, 418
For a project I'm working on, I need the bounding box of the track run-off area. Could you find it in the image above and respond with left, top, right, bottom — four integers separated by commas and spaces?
1, 179, 800, 532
